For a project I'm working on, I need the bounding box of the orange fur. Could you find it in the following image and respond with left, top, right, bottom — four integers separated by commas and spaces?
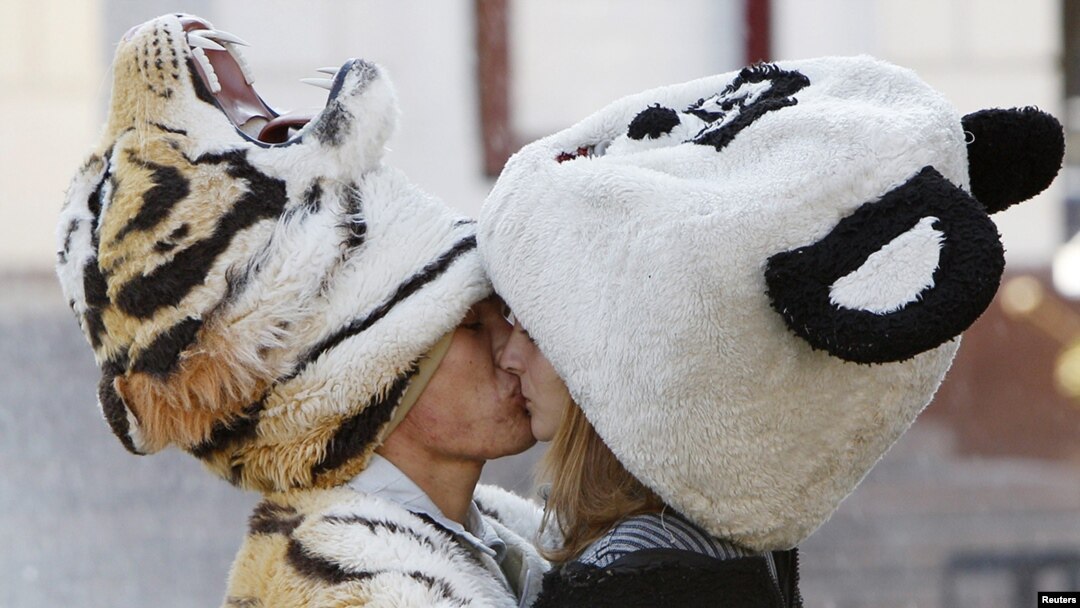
116, 324, 273, 451
198, 412, 355, 493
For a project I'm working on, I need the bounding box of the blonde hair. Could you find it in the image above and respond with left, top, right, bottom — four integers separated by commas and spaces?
538, 400, 664, 563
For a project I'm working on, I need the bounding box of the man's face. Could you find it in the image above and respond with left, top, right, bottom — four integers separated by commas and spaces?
400, 296, 536, 462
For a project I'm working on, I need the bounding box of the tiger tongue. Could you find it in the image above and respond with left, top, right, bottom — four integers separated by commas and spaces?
257, 112, 316, 144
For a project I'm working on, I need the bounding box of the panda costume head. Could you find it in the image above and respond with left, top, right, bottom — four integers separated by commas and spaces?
479, 56, 1063, 551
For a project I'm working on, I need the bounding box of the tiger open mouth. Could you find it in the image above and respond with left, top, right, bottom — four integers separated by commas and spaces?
177, 16, 344, 144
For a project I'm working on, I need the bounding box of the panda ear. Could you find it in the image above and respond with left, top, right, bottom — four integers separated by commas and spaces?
765, 167, 1004, 364
962, 107, 1064, 214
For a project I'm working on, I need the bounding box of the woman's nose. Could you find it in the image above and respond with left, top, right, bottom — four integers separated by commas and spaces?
498, 327, 527, 375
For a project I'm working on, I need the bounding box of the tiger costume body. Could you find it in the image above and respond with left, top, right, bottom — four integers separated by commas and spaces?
227, 484, 546, 608
56, 13, 546, 607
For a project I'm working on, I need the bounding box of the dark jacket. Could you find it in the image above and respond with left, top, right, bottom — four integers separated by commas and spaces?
531, 547, 801, 608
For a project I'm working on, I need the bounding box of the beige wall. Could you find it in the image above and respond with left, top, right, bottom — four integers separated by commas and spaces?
2, 0, 745, 273
511, 0, 743, 138
3, 1, 1064, 271
1, 0, 104, 273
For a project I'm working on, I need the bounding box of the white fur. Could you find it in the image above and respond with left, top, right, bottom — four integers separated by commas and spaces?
56, 14, 489, 491
830, 216, 943, 313
225, 487, 548, 607
480, 56, 971, 550
473, 484, 562, 555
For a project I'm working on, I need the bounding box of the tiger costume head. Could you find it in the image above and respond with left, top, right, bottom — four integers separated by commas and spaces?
480, 56, 1063, 550
56, 14, 489, 492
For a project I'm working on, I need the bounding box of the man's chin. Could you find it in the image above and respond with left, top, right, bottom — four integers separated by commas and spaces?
497, 432, 538, 458
512, 435, 539, 456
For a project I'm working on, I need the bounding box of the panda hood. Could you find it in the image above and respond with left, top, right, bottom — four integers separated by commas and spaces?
479, 56, 1062, 551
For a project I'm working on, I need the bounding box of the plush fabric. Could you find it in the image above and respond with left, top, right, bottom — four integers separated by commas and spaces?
55, 13, 489, 493
532, 548, 801, 608
479, 56, 1062, 551
962, 106, 1064, 213
223, 484, 548, 608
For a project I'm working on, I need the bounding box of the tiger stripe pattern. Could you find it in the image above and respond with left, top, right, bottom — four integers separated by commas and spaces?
55, 13, 490, 493
223, 486, 547, 608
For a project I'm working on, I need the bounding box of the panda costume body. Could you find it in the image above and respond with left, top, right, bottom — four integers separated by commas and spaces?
478, 56, 1064, 607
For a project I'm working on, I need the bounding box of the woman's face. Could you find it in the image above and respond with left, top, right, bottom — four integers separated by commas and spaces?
497, 319, 572, 441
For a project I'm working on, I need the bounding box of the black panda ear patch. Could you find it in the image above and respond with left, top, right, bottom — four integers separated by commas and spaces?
628, 105, 681, 140
962, 107, 1064, 214
765, 166, 1004, 364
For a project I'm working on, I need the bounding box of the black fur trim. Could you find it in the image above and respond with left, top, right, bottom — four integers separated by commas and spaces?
286, 538, 467, 603
473, 500, 502, 524
58, 218, 79, 264
220, 255, 256, 309
412, 512, 490, 573
326, 59, 359, 103
82, 164, 111, 349
187, 58, 217, 107
962, 107, 1064, 214
773, 548, 803, 607
86, 166, 107, 229
689, 63, 809, 152
290, 235, 477, 381
303, 180, 323, 213
114, 150, 287, 319
628, 105, 680, 140
98, 356, 140, 454
82, 258, 109, 350
129, 317, 202, 377
150, 122, 188, 136
188, 396, 265, 459
341, 184, 366, 249
154, 224, 190, 253
408, 572, 469, 604
322, 514, 442, 553
765, 166, 1004, 364
189, 235, 476, 463
113, 153, 191, 242
286, 538, 375, 585
248, 502, 303, 536
532, 549, 792, 608
312, 102, 353, 147
311, 59, 377, 147
309, 366, 417, 480
169, 224, 190, 240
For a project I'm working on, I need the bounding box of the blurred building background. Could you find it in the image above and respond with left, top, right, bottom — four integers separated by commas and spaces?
1, 1, 1077, 607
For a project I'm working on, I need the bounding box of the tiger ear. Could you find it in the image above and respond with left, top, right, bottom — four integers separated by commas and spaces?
962, 107, 1064, 214
765, 167, 1003, 364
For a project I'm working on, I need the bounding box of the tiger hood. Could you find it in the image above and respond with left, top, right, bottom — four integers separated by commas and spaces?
480, 56, 1063, 551
55, 13, 489, 492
